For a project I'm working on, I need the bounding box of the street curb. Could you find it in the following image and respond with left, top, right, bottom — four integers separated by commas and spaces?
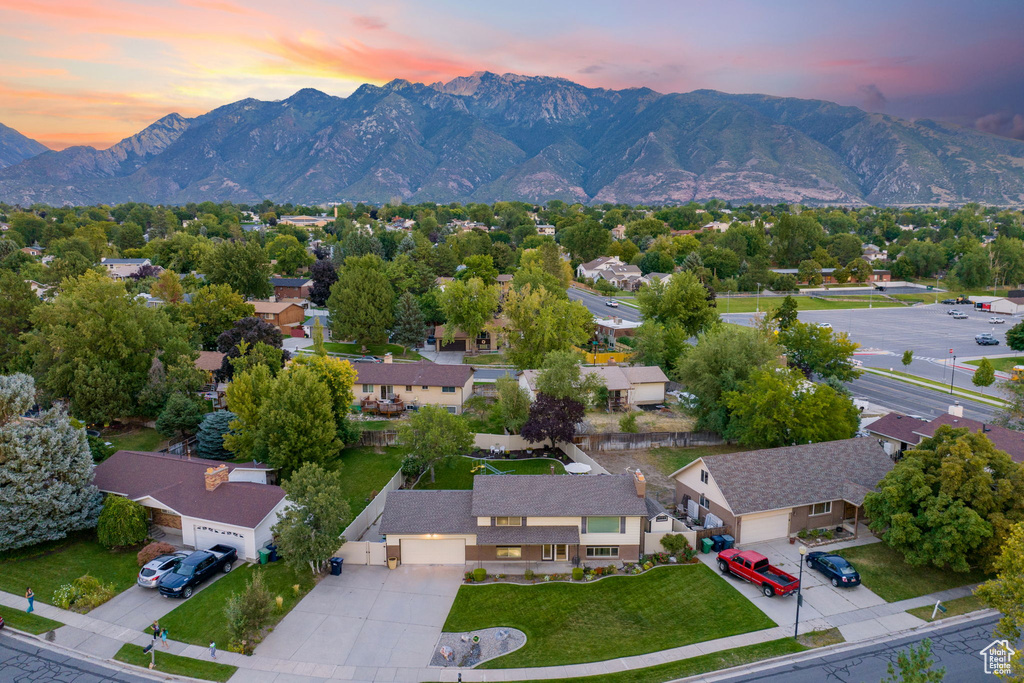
861, 368, 1008, 408
677, 609, 1000, 683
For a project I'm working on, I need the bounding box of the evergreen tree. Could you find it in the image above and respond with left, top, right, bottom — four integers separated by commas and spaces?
391, 292, 425, 353
0, 374, 102, 552
0, 271, 38, 373
196, 410, 237, 460
327, 255, 394, 345
155, 392, 206, 441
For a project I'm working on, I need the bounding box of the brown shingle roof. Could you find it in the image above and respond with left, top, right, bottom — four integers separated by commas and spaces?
866, 412, 929, 444
476, 525, 580, 544
195, 351, 226, 373
692, 438, 893, 515
92, 451, 285, 528
913, 414, 1024, 463
252, 300, 302, 315
354, 360, 472, 387
379, 490, 476, 534
470, 475, 649, 517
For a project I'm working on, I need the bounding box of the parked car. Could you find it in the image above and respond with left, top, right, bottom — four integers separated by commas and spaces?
990, 317, 1006, 324
158, 545, 237, 599
817, 322, 832, 330
952, 312, 969, 319
805, 552, 861, 587
350, 356, 382, 363
976, 334, 1000, 345
947, 309, 963, 316
717, 549, 800, 597
137, 552, 189, 588
605, 299, 619, 308
941, 299, 957, 305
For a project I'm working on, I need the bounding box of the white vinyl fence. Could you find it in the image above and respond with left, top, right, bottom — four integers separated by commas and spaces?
556, 440, 609, 474
333, 469, 403, 565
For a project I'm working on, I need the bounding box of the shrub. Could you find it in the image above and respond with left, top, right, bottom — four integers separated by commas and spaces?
605, 564, 616, 574
797, 529, 809, 539
572, 567, 584, 581
824, 530, 834, 540
401, 454, 426, 479
224, 570, 274, 655
660, 533, 689, 556
464, 571, 474, 583
96, 495, 148, 549
523, 569, 534, 581
619, 412, 640, 433
473, 568, 487, 582
53, 575, 115, 612
137, 541, 176, 567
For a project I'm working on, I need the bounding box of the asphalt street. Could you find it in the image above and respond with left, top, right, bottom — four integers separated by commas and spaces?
0, 632, 152, 682
713, 615, 1004, 683
568, 287, 643, 322
849, 373, 1001, 422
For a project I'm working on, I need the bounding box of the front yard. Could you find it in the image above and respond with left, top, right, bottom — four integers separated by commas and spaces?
414, 456, 566, 490
114, 643, 238, 682
444, 564, 776, 668
835, 543, 991, 602
323, 446, 405, 516
156, 560, 316, 650
0, 605, 63, 634
906, 594, 987, 622
0, 531, 139, 609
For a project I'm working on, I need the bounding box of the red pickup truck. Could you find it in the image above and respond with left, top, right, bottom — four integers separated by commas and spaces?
717, 549, 800, 597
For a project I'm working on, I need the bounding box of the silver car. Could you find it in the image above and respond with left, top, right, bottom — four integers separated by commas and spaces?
138, 553, 189, 588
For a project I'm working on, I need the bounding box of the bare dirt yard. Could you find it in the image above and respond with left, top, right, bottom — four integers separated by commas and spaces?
583, 408, 695, 434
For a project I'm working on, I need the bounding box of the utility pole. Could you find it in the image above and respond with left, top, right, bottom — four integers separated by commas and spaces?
950, 354, 957, 394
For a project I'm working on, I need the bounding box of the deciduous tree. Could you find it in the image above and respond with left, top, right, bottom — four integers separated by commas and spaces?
96, 495, 148, 549
635, 271, 718, 337
902, 349, 914, 368
494, 376, 530, 434
223, 364, 274, 463
973, 358, 996, 392
391, 291, 426, 353
272, 463, 352, 576
224, 569, 274, 654
772, 296, 799, 330
202, 239, 273, 299
150, 268, 185, 304
534, 350, 605, 403
880, 639, 945, 683
521, 393, 584, 449
309, 257, 338, 307
179, 284, 255, 351
501, 285, 594, 370
438, 277, 500, 349
976, 522, 1024, 681
215, 316, 287, 380
268, 234, 313, 275
518, 242, 572, 291
1007, 321, 1024, 351
0, 271, 38, 373
155, 392, 206, 441
259, 365, 340, 478
398, 405, 474, 483
328, 254, 394, 345
778, 321, 860, 381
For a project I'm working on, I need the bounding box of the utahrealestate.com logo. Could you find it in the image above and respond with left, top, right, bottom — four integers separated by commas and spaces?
980, 640, 1016, 676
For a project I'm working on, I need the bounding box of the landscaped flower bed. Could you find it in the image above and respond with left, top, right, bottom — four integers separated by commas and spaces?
463, 548, 700, 585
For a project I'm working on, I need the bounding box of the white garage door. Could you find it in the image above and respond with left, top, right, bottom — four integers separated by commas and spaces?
401, 539, 465, 565
193, 526, 246, 557
739, 510, 791, 544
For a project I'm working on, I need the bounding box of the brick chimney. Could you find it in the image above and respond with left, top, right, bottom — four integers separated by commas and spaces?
633, 470, 646, 498
383, 353, 393, 364
205, 465, 229, 491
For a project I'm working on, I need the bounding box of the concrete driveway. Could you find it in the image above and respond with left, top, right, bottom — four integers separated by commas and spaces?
254, 565, 462, 668
88, 571, 229, 631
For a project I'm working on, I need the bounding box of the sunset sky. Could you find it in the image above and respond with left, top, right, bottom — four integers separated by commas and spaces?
3, 0, 1023, 150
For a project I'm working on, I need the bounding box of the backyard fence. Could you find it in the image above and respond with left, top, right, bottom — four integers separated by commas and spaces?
332, 468, 404, 566
574, 431, 726, 452
556, 440, 609, 474
357, 429, 400, 447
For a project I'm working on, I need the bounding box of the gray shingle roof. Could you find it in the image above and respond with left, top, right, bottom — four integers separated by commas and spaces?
355, 361, 472, 387
378, 490, 476, 535
696, 438, 893, 515
269, 278, 311, 287
470, 475, 649, 517
476, 525, 580, 544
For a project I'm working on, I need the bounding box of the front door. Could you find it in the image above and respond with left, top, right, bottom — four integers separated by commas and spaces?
379, 385, 393, 400
542, 544, 569, 561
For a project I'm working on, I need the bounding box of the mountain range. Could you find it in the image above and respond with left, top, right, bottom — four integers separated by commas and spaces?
2, 72, 1024, 207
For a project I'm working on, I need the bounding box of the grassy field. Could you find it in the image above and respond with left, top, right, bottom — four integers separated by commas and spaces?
157, 560, 315, 650
716, 296, 902, 314
324, 446, 405, 516
446, 565, 776, 668
906, 594, 988, 622
0, 605, 63, 633
322, 342, 422, 361
114, 643, 237, 682
647, 444, 748, 477
835, 543, 990, 603
414, 456, 566, 490
862, 368, 1008, 405
0, 531, 140, 609
103, 427, 166, 452
965, 356, 1024, 373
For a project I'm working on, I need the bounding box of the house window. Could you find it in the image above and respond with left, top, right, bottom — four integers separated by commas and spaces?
405, 385, 412, 392
421, 385, 429, 390
446, 406, 458, 414
496, 546, 521, 559
811, 502, 832, 516
442, 386, 456, 393
362, 384, 373, 393
700, 469, 709, 484
699, 493, 709, 509
586, 547, 619, 558
585, 516, 620, 533
495, 517, 522, 526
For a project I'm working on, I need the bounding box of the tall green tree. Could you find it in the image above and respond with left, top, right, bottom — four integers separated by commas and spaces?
224, 569, 274, 653
534, 350, 605, 403
179, 284, 255, 350
458, 254, 498, 285
864, 426, 1024, 572
223, 364, 275, 463
196, 410, 236, 461
438, 277, 500, 349
398, 405, 474, 483
519, 242, 572, 291
259, 365, 340, 478
502, 285, 594, 369
0, 374, 102, 552
0, 271, 38, 373
202, 239, 273, 299
560, 219, 612, 262
328, 254, 394, 345
635, 271, 718, 337
973, 358, 996, 392
777, 321, 860, 381
902, 349, 914, 368
772, 296, 799, 330
391, 291, 426, 353
155, 392, 207, 441
268, 234, 313, 275
494, 376, 531, 434
771, 214, 825, 267
96, 495, 148, 549
976, 522, 1024, 682
1006, 321, 1024, 352
271, 463, 352, 576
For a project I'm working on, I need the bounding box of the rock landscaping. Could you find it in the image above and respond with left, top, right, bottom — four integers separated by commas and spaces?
432, 627, 526, 667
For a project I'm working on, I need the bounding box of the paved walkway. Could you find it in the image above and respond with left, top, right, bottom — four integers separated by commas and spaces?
0, 570, 991, 683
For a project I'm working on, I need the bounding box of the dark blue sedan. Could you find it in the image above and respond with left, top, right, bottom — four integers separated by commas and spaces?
805, 552, 861, 587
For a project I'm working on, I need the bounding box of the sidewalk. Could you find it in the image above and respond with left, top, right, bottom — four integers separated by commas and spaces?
0, 581, 991, 683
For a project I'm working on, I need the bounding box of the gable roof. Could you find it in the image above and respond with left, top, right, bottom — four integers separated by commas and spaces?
678, 438, 893, 515
269, 277, 311, 287
866, 412, 929, 443
379, 490, 476, 534
519, 365, 666, 393
470, 475, 649, 516
354, 360, 473, 387
101, 258, 149, 265
913, 414, 1024, 463
93, 451, 285, 528
195, 351, 226, 373
251, 300, 302, 315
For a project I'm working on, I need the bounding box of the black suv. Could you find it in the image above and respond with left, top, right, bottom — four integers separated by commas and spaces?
158, 545, 237, 598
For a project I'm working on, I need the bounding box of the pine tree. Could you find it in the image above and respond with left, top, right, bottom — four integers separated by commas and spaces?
391, 292, 426, 353
327, 255, 394, 345
196, 410, 237, 460
0, 374, 102, 552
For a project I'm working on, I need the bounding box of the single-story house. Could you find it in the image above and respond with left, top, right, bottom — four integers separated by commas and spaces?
379, 473, 651, 565
93, 451, 287, 561
519, 365, 669, 409
101, 257, 157, 280
594, 316, 643, 341
252, 300, 306, 336
433, 322, 505, 353
269, 277, 312, 300
671, 438, 893, 545
866, 407, 1024, 464
354, 360, 474, 414
20, 246, 43, 257
302, 312, 332, 339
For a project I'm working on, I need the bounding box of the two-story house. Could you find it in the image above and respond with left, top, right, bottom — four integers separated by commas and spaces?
269, 277, 312, 300
354, 360, 474, 414
379, 473, 650, 565
251, 300, 306, 335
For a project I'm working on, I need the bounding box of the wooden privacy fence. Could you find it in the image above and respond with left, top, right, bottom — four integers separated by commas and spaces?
358, 430, 400, 447
574, 431, 726, 452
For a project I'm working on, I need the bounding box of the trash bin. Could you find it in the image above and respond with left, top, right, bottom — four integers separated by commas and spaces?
329, 557, 344, 576
701, 537, 714, 554
387, 557, 398, 569
721, 534, 735, 550
711, 535, 725, 552
258, 548, 269, 565
266, 544, 278, 562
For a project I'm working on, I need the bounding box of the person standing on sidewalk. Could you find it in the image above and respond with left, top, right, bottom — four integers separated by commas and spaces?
209, 641, 216, 659
161, 628, 169, 649
25, 588, 33, 613
151, 621, 160, 642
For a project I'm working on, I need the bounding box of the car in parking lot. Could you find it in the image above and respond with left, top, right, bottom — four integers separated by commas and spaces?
947, 309, 964, 316
817, 322, 832, 330
805, 552, 861, 587
990, 317, 1006, 324
138, 552, 189, 588
604, 299, 619, 308
952, 311, 968, 319
976, 334, 1000, 345
941, 299, 957, 305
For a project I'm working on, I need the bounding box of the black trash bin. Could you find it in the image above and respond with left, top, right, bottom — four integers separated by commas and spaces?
711, 535, 725, 552
329, 557, 344, 576
266, 544, 278, 562
721, 534, 735, 550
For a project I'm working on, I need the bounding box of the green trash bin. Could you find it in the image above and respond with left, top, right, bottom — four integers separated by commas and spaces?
701, 537, 714, 554
258, 548, 269, 565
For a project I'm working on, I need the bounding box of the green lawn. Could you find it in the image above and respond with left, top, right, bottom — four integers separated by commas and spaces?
835, 543, 991, 603
446, 564, 777, 668
647, 444, 748, 477
324, 446, 405, 516
906, 594, 988, 622
716, 296, 902, 314
965, 356, 1024, 373
0, 605, 63, 634
462, 354, 510, 365
0, 531, 140, 609
504, 638, 808, 683
114, 643, 237, 682
322, 342, 423, 361
415, 457, 566, 490
104, 427, 166, 452
157, 560, 315, 649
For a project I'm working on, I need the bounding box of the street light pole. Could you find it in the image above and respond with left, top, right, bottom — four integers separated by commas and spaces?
950, 354, 957, 394
794, 545, 807, 639
756, 283, 760, 314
